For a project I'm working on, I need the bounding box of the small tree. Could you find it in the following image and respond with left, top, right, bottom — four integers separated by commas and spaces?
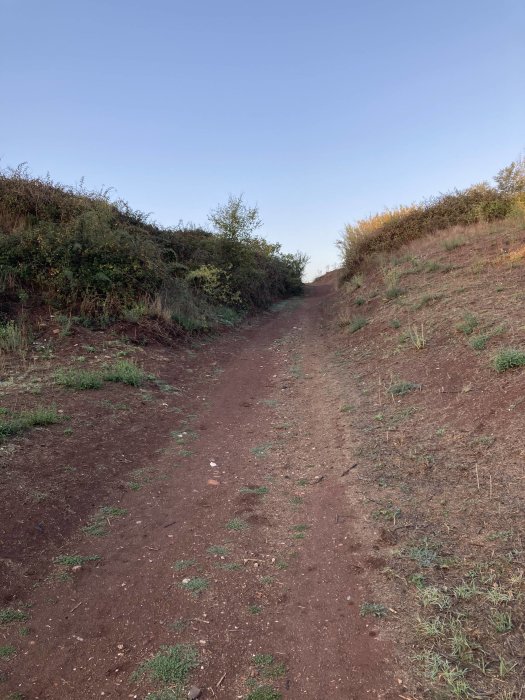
208, 194, 262, 240
494, 157, 525, 195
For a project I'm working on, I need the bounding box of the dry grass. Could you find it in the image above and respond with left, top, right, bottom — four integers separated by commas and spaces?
332, 218, 525, 698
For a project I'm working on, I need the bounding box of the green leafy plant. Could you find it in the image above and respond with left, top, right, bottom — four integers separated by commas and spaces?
493, 348, 525, 372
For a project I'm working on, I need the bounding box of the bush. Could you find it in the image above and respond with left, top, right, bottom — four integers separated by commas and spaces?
339, 176, 515, 281
493, 349, 525, 373
0, 168, 307, 333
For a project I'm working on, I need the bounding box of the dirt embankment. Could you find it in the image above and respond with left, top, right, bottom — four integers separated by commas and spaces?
330, 219, 525, 699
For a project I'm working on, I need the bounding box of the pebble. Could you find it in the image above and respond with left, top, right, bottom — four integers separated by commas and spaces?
188, 686, 201, 699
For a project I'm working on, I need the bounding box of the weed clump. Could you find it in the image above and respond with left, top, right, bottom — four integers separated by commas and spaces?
0, 405, 61, 442
342, 316, 368, 333
493, 348, 525, 372
0, 167, 307, 332
389, 381, 419, 397
133, 643, 199, 686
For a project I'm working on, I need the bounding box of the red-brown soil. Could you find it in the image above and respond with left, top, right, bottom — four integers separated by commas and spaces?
0, 285, 401, 699
330, 220, 525, 698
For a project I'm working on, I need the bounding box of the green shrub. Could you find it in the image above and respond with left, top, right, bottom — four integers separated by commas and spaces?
103, 360, 144, 386
457, 313, 479, 335
0, 405, 61, 442
0, 168, 307, 330
345, 317, 368, 333
133, 644, 199, 685
390, 381, 419, 396
55, 368, 104, 390
493, 348, 525, 372
0, 320, 28, 353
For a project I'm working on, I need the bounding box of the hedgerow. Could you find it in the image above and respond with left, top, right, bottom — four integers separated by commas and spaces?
0, 166, 307, 332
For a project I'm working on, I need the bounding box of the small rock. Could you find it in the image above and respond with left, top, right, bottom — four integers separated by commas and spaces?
188, 686, 201, 699
72, 565, 82, 572
207, 479, 220, 486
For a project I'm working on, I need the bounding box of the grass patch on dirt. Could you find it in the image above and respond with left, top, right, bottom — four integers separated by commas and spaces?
333, 217, 525, 698
132, 644, 199, 690
360, 602, 387, 618
0, 645, 16, 659
492, 348, 525, 372
239, 486, 269, 495
55, 360, 145, 390
389, 381, 419, 397
0, 405, 62, 442
82, 505, 128, 537
53, 554, 100, 567
245, 687, 282, 700
180, 577, 208, 595
0, 608, 28, 624
250, 443, 273, 458
226, 517, 249, 531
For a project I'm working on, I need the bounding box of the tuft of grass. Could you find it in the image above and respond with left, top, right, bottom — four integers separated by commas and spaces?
103, 360, 145, 386
82, 505, 127, 537
457, 313, 479, 335
248, 604, 262, 614
415, 294, 442, 310
133, 644, 199, 686
469, 333, 489, 350
346, 316, 368, 333
0, 320, 29, 354
252, 654, 286, 679
406, 540, 440, 567
180, 577, 208, 595
389, 381, 420, 397
207, 544, 229, 556
491, 611, 512, 633
0, 608, 28, 624
250, 443, 273, 458
55, 368, 104, 390
0, 645, 16, 659
493, 348, 525, 372
53, 554, 100, 567
240, 486, 269, 495
443, 237, 466, 251
419, 587, 451, 610
226, 518, 248, 531
172, 559, 197, 572
246, 687, 282, 700
360, 602, 387, 618
385, 286, 404, 300
0, 405, 62, 442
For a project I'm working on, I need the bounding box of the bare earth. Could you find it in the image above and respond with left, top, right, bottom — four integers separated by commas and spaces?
1, 284, 401, 699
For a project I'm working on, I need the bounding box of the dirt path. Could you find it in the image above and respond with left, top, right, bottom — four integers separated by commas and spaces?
2, 284, 398, 699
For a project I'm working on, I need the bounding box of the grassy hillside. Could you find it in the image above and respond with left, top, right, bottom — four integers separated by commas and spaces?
0, 166, 306, 345
339, 158, 525, 282
332, 192, 525, 695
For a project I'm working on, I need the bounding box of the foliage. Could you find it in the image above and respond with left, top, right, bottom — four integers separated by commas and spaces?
133, 644, 199, 685
338, 162, 525, 280
0, 405, 61, 442
0, 167, 307, 334
494, 156, 525, 195
208, 193, 262, 240
493, 348, 525, 372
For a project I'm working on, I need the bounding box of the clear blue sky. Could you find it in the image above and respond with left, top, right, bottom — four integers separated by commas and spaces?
1, 0, 524, 279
